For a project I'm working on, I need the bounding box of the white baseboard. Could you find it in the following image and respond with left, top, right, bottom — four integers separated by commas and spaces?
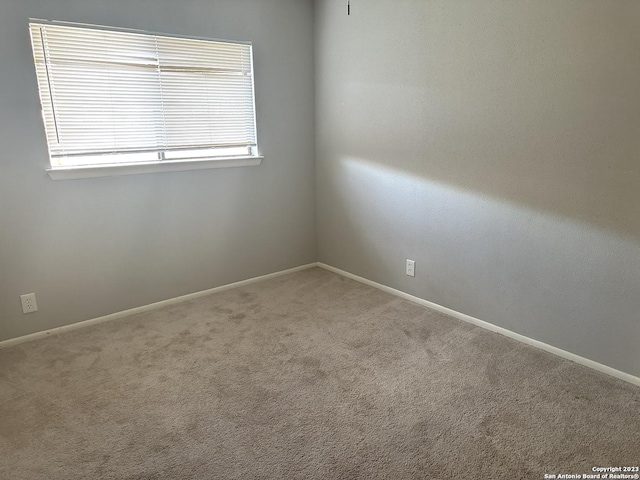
3, 261, 638, 388
0, 263, 319, 350
318, 263, 640, 388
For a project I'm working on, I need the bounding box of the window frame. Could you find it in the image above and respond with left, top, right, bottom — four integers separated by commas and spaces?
29, 19, 263, 180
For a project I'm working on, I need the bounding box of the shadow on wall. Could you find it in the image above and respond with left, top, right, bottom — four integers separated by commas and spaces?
321, 155, 640, 374
315, 0, 640, 376
326, 78, 640, 242
317, 0, 640, 241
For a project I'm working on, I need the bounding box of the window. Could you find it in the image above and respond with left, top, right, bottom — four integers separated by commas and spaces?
29, 20, 261, 179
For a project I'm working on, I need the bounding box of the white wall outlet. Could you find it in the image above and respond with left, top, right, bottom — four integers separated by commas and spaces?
406, 259, 415, 277
20, 293, 38, 314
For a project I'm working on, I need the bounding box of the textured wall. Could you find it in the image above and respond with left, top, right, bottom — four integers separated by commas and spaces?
315, 0, 640, 376
0, 0, 316, 341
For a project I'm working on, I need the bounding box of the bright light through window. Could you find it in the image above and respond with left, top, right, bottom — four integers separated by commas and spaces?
29, 20, 259, 172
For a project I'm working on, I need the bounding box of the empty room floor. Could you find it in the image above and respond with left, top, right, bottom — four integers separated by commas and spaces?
1, 267, 638, 479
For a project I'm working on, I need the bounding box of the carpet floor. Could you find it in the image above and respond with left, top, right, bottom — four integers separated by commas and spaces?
1, 267, 638, 479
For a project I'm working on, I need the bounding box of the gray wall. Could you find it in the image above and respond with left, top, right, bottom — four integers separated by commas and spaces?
0, 0, 316, 341
315, 0, 640, 376
2, 0, 638, 380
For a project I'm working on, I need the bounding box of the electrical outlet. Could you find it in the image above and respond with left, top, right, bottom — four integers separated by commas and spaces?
20, 293, 38, 314
406, 259, 415, 277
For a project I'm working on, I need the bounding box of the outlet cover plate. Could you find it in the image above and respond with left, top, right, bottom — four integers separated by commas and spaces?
20, 293, 38, 314
406, 259, 415, 277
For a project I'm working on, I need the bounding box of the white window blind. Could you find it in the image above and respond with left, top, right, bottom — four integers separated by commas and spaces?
29, 21, 258, 169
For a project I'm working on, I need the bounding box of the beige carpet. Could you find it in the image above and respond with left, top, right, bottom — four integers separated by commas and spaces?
1, 267, 638, 479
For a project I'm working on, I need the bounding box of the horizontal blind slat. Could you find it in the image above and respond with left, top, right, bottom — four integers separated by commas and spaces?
29, 21, 257, 164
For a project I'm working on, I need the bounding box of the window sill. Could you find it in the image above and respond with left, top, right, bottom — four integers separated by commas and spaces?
46, 156, 264, 180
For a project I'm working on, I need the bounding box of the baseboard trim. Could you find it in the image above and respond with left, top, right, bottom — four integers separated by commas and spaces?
318, 263, 640, 388
0, 263, 319, 350
4, 261, 638, 387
